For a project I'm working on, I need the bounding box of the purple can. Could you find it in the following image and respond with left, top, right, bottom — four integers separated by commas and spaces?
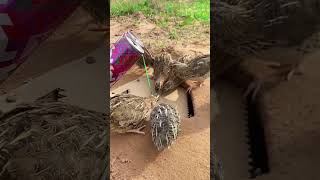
110, 31, 145, 87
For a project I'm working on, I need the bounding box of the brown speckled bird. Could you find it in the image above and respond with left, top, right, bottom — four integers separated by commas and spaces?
150, 103, 180, 151
214, 0, 320, 101
0, 88, 108, 180
173, 54, 210, 91
110, 92, 159, 135
158, 54, 210, 96
152, 52, 174, 93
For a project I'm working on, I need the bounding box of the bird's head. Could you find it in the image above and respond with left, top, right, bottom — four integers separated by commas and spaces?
192, 55, 210, 72
158, 80, 175, 96
154, 80, 162, 94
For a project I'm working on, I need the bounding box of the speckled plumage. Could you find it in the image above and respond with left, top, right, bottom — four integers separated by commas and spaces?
214, 0, 320, 100
150, 103, 180, 151
213, 0, 290, 77
152, 52, 174, 93
110, 93, 159, 135
158, 54, 210, 95
174, 54, 210, 81
0, 89, 108, 180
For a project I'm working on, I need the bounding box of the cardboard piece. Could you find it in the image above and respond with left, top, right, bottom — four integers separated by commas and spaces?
110, 74, 189, 118
0, 44, 107, 113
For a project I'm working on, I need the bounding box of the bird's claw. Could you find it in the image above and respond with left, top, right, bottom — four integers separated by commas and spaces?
243, 80, 264, 102
185, 81, 204, 94
286, 64, 304, 81
186, 87, 193, 94
126, 125, 146, 135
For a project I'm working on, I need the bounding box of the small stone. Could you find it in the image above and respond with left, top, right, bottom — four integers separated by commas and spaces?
85, 56, 96, 64
6, 95, 17, 103
120, 158, 130, 163
23, 78, 33, 84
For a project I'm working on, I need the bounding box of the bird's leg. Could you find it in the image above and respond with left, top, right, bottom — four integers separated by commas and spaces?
186, 86, 193, 94
126, 125, 146, 135
243, 80, 264, 102
241, 59, 290, 102
180, 81, 196, 93
286, 63, 304, 81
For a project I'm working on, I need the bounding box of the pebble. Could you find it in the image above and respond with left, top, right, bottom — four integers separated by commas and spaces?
120, 158, 130, 163
85, 56, 96, 64
6, 95, 17, 103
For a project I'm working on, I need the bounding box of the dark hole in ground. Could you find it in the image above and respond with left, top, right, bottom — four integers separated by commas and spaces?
187, 91, 195, 118
246, 93, 270, 178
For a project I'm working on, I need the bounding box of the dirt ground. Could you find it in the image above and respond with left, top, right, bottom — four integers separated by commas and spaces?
110, 15, 210, 180
255, 50, 320, 180
216, 47, 320, 180
110, 14, 210, 58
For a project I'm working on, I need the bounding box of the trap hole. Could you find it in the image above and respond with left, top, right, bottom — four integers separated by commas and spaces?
187, 92, 195, 118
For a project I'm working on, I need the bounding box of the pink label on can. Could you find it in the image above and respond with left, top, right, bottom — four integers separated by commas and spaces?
110, 34, 142, 86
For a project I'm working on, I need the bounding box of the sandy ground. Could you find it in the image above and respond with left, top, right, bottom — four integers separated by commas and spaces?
255, 50, 320, 180
216, 48, 320, 180
0, 45, 107, 113
110, 15, 210, 180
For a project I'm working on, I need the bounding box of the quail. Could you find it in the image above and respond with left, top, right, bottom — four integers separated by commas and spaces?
152, 52, 174, 93
150, 103, 180, 151
110, 92, 159, 135
0, 88, 108, 180
172, 54, 210, 92
158, 54, 210, 95
213, 0, 320, 101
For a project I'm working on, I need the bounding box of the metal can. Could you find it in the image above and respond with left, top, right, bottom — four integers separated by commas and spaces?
110, 31, 145, 87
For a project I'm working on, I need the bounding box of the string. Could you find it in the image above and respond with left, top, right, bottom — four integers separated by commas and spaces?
142, 54, 153, 94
